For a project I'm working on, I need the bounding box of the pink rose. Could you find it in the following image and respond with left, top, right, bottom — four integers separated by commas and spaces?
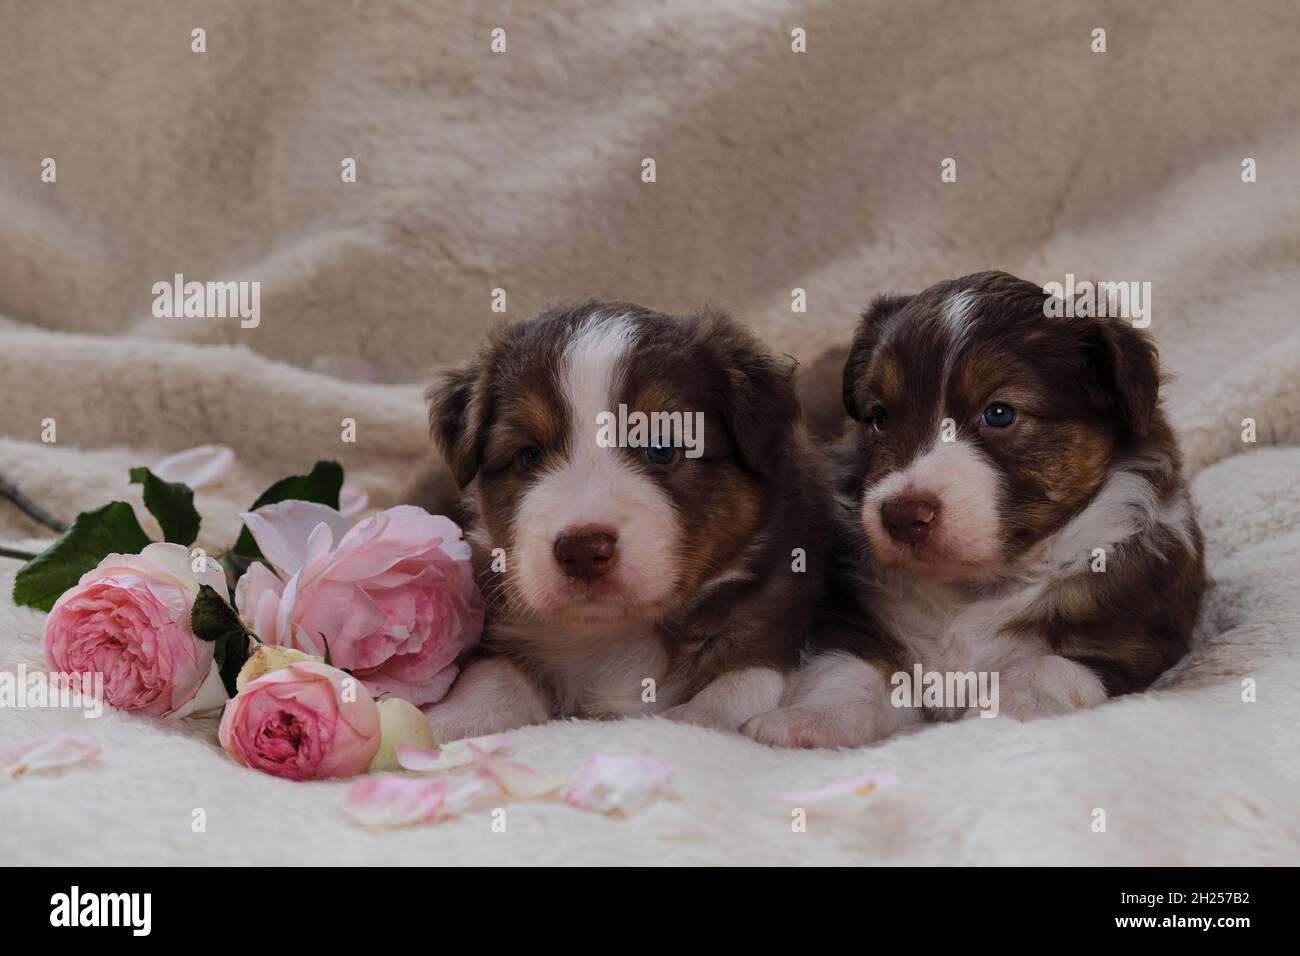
43, 543, 230, 719
233, 502, 483, 706
218, 660, 380, 780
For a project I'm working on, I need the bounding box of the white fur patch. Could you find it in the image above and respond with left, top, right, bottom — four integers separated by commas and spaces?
941, 289, 979, 378
741, 652, 913, 748
861, 436, 1003, 570
942, 289, 978, 338
422, 656, 550, 741
663, 667, 785, 731
510, 314, 683, 618
1032, 468, 1195, 573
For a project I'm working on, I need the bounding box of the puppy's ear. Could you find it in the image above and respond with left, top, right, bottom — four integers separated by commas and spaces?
427, 361, 486, 487
1081, 317, 1161, 441
697, 313, 800, 475
843, 293, 912, 420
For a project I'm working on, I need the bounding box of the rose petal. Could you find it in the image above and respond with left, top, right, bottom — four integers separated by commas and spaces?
772, 771, 897, 813
240, 500, 352, 579
466, 743, 565, 799
345, 776, 448, 827
444, 773, 504, 815
396, 734, 508, 772
90, 542, 226, 597
168, 659, 229, 719
564, 753, 673, 815
339, 484, 370, 519
152, 445, 236, 489
0, 734, 101, 778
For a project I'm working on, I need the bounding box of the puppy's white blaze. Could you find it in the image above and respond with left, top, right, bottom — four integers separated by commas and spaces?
941, 289, 979, 378
512, 314, 681, 616
942, 289, 978, 337
564, 312, 636, 442
862, 435, 1002, 567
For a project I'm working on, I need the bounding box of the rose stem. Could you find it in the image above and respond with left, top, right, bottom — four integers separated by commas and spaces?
0, 473, 69, 534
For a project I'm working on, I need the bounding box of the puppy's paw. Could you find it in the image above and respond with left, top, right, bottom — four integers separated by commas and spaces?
660, 702, 731, 730
740, 706, 873, 749
995, 655, 1107, 721
422, 705, 504, 745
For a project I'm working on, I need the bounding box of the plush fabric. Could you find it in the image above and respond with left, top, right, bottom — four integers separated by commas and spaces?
2, 0, 1298, 865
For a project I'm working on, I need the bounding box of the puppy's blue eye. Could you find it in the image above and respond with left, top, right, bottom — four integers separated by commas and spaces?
645, 445, 677, 466
517, 445, 544, 471
982, 403, 1016, 428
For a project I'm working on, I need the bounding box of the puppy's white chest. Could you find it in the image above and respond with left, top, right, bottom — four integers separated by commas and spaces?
512, 619, 674, 718
885, 585, 1044, 674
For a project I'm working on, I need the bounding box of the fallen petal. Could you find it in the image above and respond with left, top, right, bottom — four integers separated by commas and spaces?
0, 734, 101, 778
396, 734, 507, 773
469, 743, 565, 799
772, 771, 897, 813
152, 445, 236, 489
345, 776, 448, 827
443, 774, 504, 815
564, 753, 673, 815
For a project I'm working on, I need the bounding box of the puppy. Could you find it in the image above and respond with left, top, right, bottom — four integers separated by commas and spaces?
421, 300, 839, 740
744, 271, 1206, 748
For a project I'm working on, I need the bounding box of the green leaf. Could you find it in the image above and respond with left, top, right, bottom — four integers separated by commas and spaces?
230, 460, 344, 562
129, 467, 201, 546
12, 502, 152, 611
191, 583, 251, 697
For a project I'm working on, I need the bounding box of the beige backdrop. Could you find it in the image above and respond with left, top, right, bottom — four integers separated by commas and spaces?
2, 0, 1299, 865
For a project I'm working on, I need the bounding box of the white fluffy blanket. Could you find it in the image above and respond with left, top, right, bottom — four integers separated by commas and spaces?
2, 0, 1299, 865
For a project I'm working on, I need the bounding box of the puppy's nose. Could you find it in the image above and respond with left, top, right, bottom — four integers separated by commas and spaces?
881, 499, 938, 546
554, 527, 618, 582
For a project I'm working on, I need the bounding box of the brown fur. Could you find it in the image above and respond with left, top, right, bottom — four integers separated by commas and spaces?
826, 271, 1206, 697
424, 301, 850, 716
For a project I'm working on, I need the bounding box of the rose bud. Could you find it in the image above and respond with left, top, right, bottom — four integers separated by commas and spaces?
235, 644, 321, 691
367, 697, 437, 773
218, 660, 380, 780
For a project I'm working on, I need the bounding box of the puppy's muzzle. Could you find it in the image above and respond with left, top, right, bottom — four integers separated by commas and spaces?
554, 527, 618, 582
881, 498, 938, 546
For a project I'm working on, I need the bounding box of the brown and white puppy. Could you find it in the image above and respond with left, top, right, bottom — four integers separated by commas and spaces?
743, 271, 1206, 748
421, 300, 838, 740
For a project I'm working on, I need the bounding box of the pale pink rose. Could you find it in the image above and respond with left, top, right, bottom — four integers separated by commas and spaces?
233, 502, 483, 706
43, 543, 230, 719
218, 660, 380, 780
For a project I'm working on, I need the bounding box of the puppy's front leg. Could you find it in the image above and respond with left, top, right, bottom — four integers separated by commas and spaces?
661, 667, 785, 731
741, 651, 915, 748
983, 654, 1107, 721
422, 656, 551, 743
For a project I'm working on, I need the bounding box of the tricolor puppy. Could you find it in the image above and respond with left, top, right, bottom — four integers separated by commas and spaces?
422, 300, 835, 739
744, 271, 1206, 748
